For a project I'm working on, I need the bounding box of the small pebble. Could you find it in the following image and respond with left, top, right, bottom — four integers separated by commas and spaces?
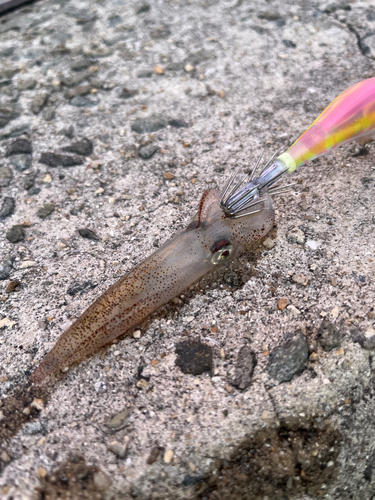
229, 346, 256, 390
154, 65, 164, 74
263, 237, 275, 249
6, 280, 20, 293
268, 333, 308, 383
31, 93, 49, 114
0, 197, 15, 220
175, 340, 213, 375
292, 274, 309, 285
19, 261, 36, 269
6, 225, 25, 243
287, 305, 301, 316
1, 451, 11, 463
133, 330, 141, 339
37, 203, 55, 219
106, 409, 129, 430
9, 154, 32, 172
131, 114, 167, 133
306, 240, 322, 250
278, 298, 288, 310
37, 467, 47, 478
78, 228, 100, 241
5, 138, 32, 156
0, 166, 13, 187
43, 174, 52, 183
318, 321, 342, 351
0, 257, 14, 280
39, 152, 84, 168
138, 144, 159, 159
164, 449, 174, 464
108, 439, 128, 458
31, 398, 44, 411
184, 63, 195, 72
23, 420, 44, 435
62, 138, 93, 156
146, 447, 160, 465
93, 471, 112, 491
287, 228, 305, 245
331, 307, 339, 318
163, 172, 175, 180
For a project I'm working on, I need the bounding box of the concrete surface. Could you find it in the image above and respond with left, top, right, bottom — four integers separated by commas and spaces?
0, 0, 375, 499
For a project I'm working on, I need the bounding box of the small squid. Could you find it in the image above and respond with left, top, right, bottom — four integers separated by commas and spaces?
30, 77, 375, 384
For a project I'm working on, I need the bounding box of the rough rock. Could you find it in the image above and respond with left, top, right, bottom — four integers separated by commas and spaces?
62, 138, 93, 156
5, 138, 32, 156
9, 154, 32, 172
318, 321, 343, 351
268, 333, 309, 383
0, 197, 15, 219
138, 144, 159, 159
175, 340, 213, 375
37, 202, 55, 219
31, 92, 49, 114
131, 114, 167, 133
0, 256, 14, 280
0, 166, 13, 187
39, 152, 84, 168
229, 346, 257, 390
6, 224, 25, 243
286, 227, 305, 245
78, 228, 99, 240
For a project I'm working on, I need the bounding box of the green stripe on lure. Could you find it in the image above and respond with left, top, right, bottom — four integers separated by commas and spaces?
31, 78, 375, 384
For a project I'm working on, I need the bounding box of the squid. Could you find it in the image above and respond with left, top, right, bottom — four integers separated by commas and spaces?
30, 77, 375, 384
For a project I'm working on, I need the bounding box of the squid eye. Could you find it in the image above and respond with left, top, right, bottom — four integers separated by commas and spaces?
211, 239, 233, 265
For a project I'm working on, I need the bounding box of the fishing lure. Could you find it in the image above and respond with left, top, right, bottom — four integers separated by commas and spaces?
30, 77, 375, 384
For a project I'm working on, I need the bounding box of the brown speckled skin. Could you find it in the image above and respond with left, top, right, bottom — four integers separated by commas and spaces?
30, 190, 275, 384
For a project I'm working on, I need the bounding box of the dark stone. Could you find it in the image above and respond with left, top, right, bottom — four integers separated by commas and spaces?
351, 329, 375, 350
150, 25, 171, 40
223, 271, 243, 288
0, 166, 13, 187
230, 346, 257, 390
138, 144, 159, 159
108, 14, 122, 27
0, 256, 14, 280
0, 197, 15, 219
69, 95, 99, 107
62, 138, 93, 156
131, 114, 167, 133
60, 125, 75, 138
31, 92, 49, 114
181, 475, 203, 487
78, 228, 100, 241
0, 123, 30, 139
39, 153, 84, 168
9, 154, 32, 172
17, 79, 36, 91
119, 88, 138, 99
136, 70, 153, 78
61, 74, 87, 87
318, 321, 342, 351
175, 340, 213, 375
71, 58, 94, 71
37, 202, 55, 219
67, 280, 97, 296
22, 173, 35, 191
168, 119, 188, 128
166, 62, 185, 71
258, 11, 282, 20
5, 138, 32, 156
67, 85, 92, 98
268, 333, 308, 383
136, 4, 150, 14
282, 39, 296, 48
43, 107, 55, 121
28, 187, 41, 196
0, 107, 20, 128
23, 420, 44, 435
6, 224, 25, 243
